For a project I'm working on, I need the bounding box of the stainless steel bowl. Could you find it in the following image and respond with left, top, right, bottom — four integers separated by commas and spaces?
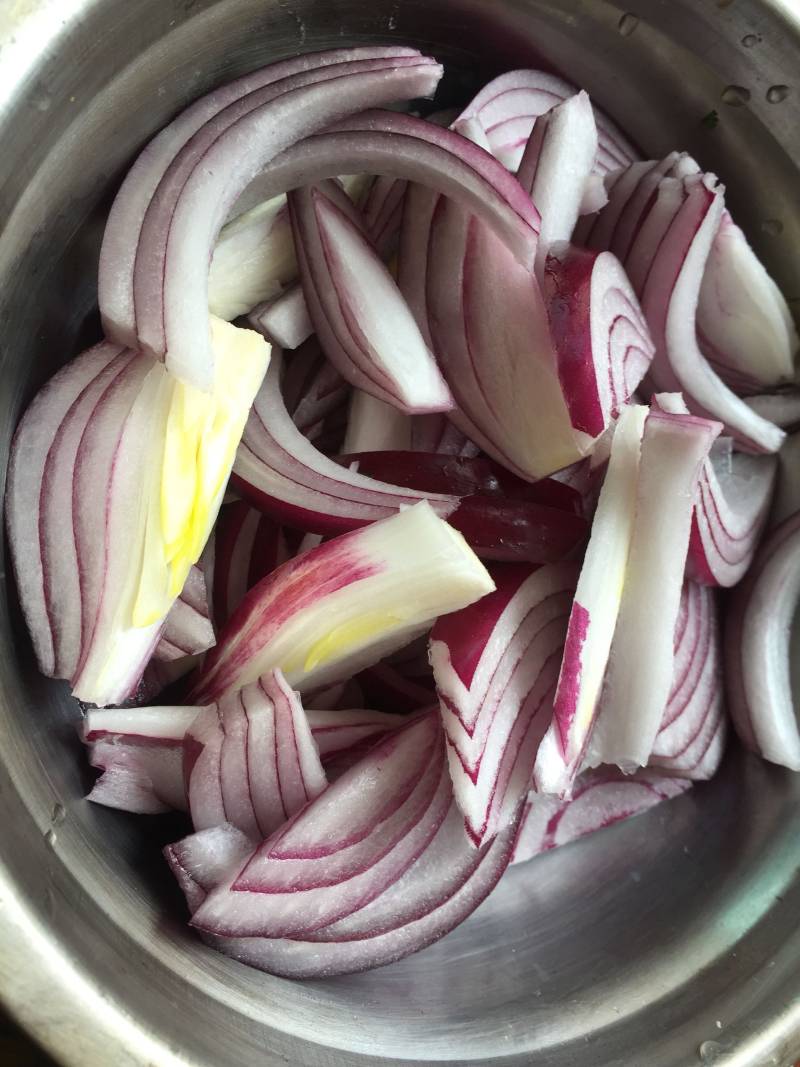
1, 2, 800, 1064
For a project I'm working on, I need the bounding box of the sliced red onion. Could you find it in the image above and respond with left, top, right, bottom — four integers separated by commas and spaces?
426, 198, 588, 479
354, 661, 435, 716
289, 180, 453, 413
343, 450, 589, 564
99, 46, 421, 347
397, 181, 439, 350
83, 705, 200, 814
132, 55, 443, 388
586, 408, 721, 770
232, 350, 458, 533
165, 823, 256, 913
516, 91, 598, 277
155, 564, 215, 661
305, 707, 405, 764
512, 768, 691, 865
588, 164, 785, 452
212, 501, 289, 630
248, 286, 313, 350
655, 392, 777, 587
138, 654, 203, 702
280, 339, 350, 447
358, 174, 408, 256
455, 70, 639, 174
430, 562, 577, 845
342, 391, 412, 453
649, 581, 726, 780
544, 244, 654, 438
185, 669, 326, 837
191, 501, 495, 703
191, 711, 447, 937
698, 211, 797, 390
725, 512, 800, 770
5, 341, 130, 678
533, 406, 648, 797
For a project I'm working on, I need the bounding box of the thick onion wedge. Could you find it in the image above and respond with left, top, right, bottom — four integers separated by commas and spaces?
512, 768, 691, 865
586, 408, 720, 770
534, 406, 647, 796
185, 670, 326, 837
191, 502, 495, 702
430, 562, 577, 844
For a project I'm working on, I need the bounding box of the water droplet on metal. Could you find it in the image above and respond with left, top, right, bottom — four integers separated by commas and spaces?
761, 218, 783, 236
44, 828, 57, 849
618, 12, 639, 37
698, 1040, 724, 1063
51, 802, 65, 825
766, 84, 790, 103
741, 33, 760, 47
721, 85, 751, 106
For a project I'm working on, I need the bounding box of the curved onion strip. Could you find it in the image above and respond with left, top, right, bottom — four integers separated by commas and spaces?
305, 707, 405, 763
654, 393, 777, 587
586, 408, 720, 770
745, 392, 800, 431
698, 211, 797, 390
139, 83, 548, 392
426, 198, 586, 480
289, 181, 452, 413
725, 512, 800, 771
534, 406, 647, 797
132, 55, 442, 385
516, 91, 598, 277
232, 350, 458, 533
191, 502, 494, 703
455, 69, 638, 174
185, 670, 326, 838
512, 768, 691, 865
342, 391, 412, 454
649, 581, 726, 780
544, 244, 653, 438
430, 562, 577, 845
99, 45, 421, 346
165, 824, 256, 913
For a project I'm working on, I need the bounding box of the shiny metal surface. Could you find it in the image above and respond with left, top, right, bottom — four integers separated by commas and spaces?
1, 1, 799, 1064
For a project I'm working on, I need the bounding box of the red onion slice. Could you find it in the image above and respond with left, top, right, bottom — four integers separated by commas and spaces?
99, 45, 420, 346
426, 198, 587, 480
343, 450, 589, 564
533, 406, 647, 797
745, 392, 800, 431
83, 705, 200, 814
430, 562, 577, 845
232, 349, 458, 533
191, 712, 448, 937
649, 581, 726, 780
725, 512, 800, 770
516, 91, 599, 277
249, 286, 314, 350
212, 501, 289, 630
455, 70, 639, 174
191, 502, 495, 703
305, 707, 405, 764
185, 670, 326, 838
165, 823, 256, 913
586, 408, 721, 770
155, 564, 215, 661
655, 393, 777, 587
512, 768, 691, 865
544, 244, 654, 438
409, 413, 478, 456
698, 211, 797, 390
289, 181, 453, 413
6, 342, 131, 678
589, 164, 785, 452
